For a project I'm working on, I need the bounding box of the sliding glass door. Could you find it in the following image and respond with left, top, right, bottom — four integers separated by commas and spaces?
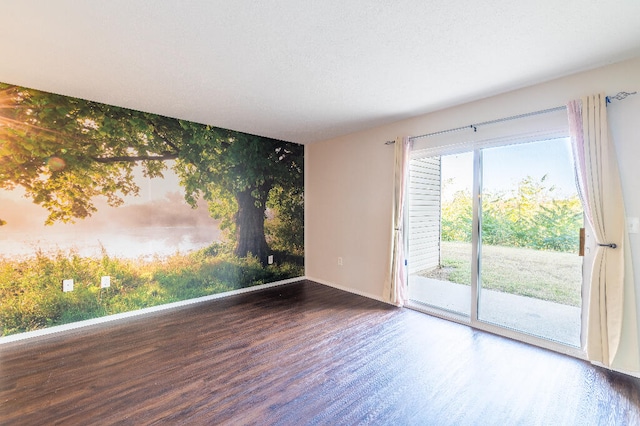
407, 153, 474, 316
408, 138, 584, 348
477, 139, 583, 346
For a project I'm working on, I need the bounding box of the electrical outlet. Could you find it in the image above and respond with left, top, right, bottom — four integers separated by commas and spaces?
101, 276, 111, 288
628, 217, 640, 234
268, 255, 274, 265
338, 257, 343, 266
62, 279, 74, 292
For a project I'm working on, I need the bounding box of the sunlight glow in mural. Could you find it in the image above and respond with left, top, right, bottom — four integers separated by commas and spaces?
0, 82, 304, 336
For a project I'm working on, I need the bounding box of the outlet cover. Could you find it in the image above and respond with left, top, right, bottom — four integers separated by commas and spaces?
62, 279, 74, 292
101, 276, 111, 288
268, 255, 274, 265
628, 217, 640, 234
338, 257, 343, 266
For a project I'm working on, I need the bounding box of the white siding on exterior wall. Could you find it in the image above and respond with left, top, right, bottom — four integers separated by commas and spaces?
408, 156, 441, 274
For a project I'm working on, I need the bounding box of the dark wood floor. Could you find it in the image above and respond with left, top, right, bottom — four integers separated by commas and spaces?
1, 280, 639, 425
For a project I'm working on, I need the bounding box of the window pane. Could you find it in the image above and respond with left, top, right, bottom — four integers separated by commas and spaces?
408, 152, 473, 316
478, 138, 583, 346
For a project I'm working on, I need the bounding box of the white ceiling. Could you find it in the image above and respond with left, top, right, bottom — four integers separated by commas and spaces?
2, 1, 640, 144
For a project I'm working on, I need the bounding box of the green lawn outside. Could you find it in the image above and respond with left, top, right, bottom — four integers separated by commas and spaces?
419, 241, 583, 307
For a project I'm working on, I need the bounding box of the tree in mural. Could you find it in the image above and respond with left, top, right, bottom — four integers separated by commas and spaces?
0, 83, 303, 264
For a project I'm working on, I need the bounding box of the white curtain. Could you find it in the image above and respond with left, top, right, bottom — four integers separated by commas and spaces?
567, 94, 632, 366
384, 136, 412, 306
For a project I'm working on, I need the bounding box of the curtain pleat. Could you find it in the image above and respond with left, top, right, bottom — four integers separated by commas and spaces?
567, 94, 631, 366
384, 136, 412, 306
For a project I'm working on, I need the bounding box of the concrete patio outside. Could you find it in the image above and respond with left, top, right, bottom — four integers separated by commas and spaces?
408, 275, 581, 347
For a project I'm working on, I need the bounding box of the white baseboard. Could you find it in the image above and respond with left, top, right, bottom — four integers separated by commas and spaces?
304, 276, 387, 304
0, 276, 304, 345
6, 275, 638, 380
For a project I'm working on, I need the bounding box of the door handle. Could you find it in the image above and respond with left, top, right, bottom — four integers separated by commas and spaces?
579, 228, 585, 257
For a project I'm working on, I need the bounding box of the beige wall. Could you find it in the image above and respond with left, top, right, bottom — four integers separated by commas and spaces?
306, 56, 640, 372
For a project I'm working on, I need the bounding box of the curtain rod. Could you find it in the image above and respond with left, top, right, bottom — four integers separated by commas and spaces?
384, 91, 637, 145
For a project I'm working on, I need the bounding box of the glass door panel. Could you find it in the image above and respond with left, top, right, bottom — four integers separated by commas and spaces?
408, 152, 473, 316
478, 139, 583, 346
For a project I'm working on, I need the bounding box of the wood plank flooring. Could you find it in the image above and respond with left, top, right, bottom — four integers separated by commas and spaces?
1, 280, 639, 425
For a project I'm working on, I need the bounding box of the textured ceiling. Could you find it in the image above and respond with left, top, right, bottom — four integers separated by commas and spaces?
2, 1, 640, 144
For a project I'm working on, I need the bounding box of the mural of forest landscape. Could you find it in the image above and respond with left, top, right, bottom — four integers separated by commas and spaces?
0, 83, 304, 336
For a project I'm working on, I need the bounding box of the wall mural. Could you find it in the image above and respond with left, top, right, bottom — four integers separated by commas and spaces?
0, 83, 304, 336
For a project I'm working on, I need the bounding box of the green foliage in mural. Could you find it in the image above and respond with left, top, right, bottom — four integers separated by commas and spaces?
0, 83, 304, 264
266, 185, 304, 256
0, 247, 304, 336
